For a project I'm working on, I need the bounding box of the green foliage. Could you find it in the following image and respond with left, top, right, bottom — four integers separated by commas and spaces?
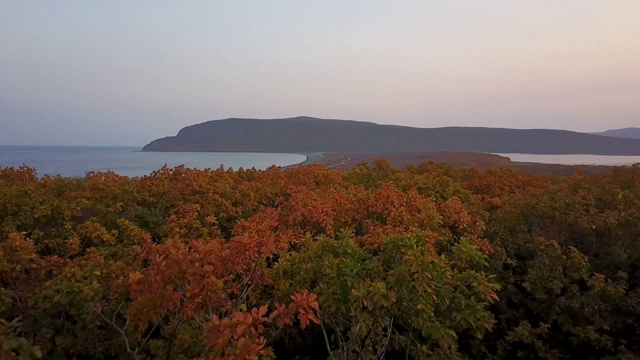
274, 231, 499, 359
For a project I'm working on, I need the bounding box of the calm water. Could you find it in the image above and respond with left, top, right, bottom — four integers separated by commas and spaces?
495, 153, 640, 166
0, 146, 307, 177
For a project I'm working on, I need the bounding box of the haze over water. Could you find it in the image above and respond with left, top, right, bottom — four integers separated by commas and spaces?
0, 146, 306, 177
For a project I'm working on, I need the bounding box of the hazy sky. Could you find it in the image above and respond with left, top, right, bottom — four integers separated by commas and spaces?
1, 1, 639, 145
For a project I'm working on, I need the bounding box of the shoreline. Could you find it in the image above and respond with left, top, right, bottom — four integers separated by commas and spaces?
289, 151, 625, 175
135, 148, 634, 175
299, 152, 325, 165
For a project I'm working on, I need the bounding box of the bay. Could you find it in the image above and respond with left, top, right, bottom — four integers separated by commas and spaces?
494, 153, 640, 166
0, 146, 307, 177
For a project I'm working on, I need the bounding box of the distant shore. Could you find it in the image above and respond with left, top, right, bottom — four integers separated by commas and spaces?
293, 151, 620, 175
299, 152, 325, 165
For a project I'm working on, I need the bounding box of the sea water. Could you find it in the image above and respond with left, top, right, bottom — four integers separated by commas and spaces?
0, 146, 307, 177
494, 153, 640, 166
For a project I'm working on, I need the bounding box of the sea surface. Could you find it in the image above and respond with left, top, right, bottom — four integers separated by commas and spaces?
0, 146, 307, 177
494, 153, 640, 166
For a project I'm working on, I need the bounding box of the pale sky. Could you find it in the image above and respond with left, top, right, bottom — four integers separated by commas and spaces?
1, 1, 639, 146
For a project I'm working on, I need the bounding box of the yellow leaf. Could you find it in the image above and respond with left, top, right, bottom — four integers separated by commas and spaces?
129, 271, 143, 283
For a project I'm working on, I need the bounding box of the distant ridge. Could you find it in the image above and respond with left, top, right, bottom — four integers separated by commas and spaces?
591, 128, 640, 140
143, 116, 640, 155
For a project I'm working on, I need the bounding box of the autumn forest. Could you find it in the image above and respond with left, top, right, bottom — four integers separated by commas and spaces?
2, 160, 640, 359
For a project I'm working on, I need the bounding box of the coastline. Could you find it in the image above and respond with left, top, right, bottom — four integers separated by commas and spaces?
299, 152, 325, 165
137, 147, 626, 175
286, 151, 621, 175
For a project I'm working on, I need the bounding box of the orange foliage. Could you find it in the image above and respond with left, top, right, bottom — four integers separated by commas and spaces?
3, 161, 638, 358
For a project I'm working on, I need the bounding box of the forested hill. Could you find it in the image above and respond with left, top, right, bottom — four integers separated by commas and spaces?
143, 116, 640, 155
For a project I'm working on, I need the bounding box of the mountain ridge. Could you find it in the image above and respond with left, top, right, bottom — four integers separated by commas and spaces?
143, 117, 640, 155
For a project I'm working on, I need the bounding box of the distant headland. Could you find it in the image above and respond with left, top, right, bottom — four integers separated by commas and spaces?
143, 116, 640, 156
591, 127, 640, 139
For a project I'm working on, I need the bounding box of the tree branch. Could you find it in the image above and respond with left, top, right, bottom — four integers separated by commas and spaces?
319, 314, 336, 360
94, 306, 137, 360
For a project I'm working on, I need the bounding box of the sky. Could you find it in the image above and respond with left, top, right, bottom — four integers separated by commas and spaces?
1, 1, 639, 146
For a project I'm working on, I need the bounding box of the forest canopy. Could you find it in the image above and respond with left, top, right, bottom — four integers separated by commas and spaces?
1, 161, 639, 359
